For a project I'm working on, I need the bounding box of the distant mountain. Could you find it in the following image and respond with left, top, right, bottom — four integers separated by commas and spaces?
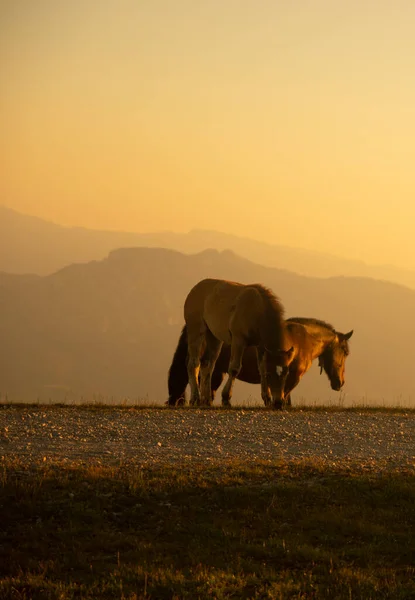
2, 205, 415, 290
1, 246, 414, 406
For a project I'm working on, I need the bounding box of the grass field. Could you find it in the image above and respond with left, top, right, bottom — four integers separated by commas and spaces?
1, 446, 415, 599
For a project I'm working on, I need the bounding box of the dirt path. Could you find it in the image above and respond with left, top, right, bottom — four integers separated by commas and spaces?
1, 406, 414, 471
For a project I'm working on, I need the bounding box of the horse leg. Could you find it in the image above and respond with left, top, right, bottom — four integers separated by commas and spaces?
221, 337, 246, 407
211, 366, 225, 404
178, 392, 186, 406
255, 347, 272, 406
186, 324, 206, 406
199, 329, 223, 406
210, 345, 227, 403
283, 369, 303, 408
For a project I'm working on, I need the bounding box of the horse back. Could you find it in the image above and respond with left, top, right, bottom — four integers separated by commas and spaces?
186, 279, 252, 344
185, 278, 280, 347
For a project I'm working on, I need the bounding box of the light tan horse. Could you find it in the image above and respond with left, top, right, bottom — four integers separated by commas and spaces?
183, 278, 294, 408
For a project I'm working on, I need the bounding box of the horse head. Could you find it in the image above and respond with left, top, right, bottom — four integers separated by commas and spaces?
319, 330, 353, 391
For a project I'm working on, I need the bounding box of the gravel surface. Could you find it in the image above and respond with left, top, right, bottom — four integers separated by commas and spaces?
1, 406, 415, 472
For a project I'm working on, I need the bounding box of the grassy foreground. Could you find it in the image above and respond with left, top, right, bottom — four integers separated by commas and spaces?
1, 459, 415, 599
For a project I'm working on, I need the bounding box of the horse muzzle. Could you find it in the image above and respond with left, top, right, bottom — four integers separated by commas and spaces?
271, 387, 288, 410
272, 399, 284, 410
331, 379, 344, 392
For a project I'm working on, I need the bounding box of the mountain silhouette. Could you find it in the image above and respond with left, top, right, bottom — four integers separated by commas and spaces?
3, 205, 415, 290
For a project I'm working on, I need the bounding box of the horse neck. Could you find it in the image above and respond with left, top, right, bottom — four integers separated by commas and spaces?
301, 324, 337, 358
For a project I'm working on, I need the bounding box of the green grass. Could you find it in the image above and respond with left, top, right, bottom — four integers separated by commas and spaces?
1, 458, 415, 599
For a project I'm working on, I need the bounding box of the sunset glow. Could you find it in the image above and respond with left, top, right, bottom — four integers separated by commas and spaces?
2, 1, 415, 268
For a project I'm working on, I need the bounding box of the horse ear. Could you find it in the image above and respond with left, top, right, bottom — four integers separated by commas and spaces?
342, 330, 353, 341
287, 346, 294, 361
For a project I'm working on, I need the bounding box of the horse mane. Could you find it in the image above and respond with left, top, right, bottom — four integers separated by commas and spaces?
288, 317, 351, 357
286, 317, 336, 333
250, 284, 285, 352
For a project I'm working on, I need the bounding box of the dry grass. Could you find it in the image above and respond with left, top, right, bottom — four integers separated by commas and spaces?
1, 453, 415, 599
2, 400, 415, 413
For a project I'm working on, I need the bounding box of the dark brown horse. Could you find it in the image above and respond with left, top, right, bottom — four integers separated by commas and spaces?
167, 317, 353, 407
183, 278, 293, 408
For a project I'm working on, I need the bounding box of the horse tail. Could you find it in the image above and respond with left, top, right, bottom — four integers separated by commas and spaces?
167, 325, 189, 405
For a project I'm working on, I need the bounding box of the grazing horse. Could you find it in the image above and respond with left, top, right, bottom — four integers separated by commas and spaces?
167, 317, 353, 407
183, 278, 294, 409
286, 318, 353, 398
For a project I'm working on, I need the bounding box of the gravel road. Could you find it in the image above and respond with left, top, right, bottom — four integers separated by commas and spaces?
1, 406, 414, 472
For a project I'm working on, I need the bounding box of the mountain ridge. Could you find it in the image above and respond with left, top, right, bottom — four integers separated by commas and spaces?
3, 205, 415, 290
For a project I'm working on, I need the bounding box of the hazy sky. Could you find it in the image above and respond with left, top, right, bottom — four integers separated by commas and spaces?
2, 1, 415, 269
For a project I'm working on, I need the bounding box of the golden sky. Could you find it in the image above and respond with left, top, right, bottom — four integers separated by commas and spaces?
2, 1, 415, 269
